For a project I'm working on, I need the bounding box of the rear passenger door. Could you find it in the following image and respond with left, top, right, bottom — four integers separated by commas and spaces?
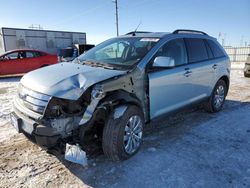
25, 51, 42, 72
184, 38, 216, 99
205, 39, 227, 83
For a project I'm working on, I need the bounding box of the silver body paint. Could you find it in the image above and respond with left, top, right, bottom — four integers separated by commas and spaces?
20, 62, 126, 100
12, 32, 230, 147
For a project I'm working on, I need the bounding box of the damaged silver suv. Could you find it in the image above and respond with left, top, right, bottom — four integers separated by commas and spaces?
11, 30, 230, 161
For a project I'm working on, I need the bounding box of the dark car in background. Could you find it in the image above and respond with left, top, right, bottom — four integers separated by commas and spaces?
244, 53, 250, 77
0, 49, 57, 76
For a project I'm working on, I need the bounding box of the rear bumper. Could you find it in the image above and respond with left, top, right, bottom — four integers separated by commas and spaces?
11, 101, 61, 148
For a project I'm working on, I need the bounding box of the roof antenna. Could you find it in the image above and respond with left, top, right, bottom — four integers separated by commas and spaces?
132, 21, 142, 36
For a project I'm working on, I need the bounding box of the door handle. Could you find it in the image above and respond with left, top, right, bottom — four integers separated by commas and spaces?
184, 70, 192, 77
212, 64, 218, 69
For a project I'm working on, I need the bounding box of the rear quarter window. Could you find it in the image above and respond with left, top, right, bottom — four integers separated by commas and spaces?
26, 51, 35, 58
34, 52, 46, 57
204, 40, 214, 59
206, 40, 225, 58
185, 38, 208, 63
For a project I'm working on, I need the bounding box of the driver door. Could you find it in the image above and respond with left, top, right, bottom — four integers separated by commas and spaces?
0, 51, 27, 75
148, 38, 192, 119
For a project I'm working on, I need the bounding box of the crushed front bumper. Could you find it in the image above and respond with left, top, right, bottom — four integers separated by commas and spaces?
11, 98, 61, 148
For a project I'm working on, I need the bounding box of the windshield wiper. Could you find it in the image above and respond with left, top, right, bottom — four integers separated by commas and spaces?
83, 60, 115, 70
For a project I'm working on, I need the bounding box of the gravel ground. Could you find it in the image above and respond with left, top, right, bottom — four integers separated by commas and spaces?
0, 67, 250, 188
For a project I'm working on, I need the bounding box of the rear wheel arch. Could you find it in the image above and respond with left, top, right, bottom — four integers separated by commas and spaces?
218, 75, 229, 95
205, 79, 227, 113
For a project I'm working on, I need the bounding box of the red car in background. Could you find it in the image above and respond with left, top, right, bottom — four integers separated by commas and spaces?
0, 49, 57, 76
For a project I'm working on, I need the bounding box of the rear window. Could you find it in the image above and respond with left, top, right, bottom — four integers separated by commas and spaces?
206, 40, 225, 58
185, 38, 208, 63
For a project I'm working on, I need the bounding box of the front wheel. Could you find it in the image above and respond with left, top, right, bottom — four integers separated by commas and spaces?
102, 105, 144, 161
204, 80, 227, 113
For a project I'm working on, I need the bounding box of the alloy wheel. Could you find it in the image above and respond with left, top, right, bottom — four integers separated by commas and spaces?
214, 85, 225, 109
123, 115, 143, 154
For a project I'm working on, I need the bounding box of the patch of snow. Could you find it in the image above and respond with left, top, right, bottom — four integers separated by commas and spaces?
0, 70, 250, 187
231, 62, 245, 70
0, 77, 21, 141
147, 147, 157, 152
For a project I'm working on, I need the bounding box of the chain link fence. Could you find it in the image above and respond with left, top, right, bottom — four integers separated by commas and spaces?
224, 47, 250, 62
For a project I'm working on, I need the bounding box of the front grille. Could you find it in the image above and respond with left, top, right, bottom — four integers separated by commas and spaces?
18, 84, 51, 114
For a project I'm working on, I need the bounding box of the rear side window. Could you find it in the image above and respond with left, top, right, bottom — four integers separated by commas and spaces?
204, 40, 214, 59
206, 40, 225, 58
34, 52, 42, 57
185, 38, 208, 63
33, 51, 46, 57
26, 52, 35, 58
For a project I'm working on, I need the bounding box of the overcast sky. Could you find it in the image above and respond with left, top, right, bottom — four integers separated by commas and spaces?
0, 0, 249, 46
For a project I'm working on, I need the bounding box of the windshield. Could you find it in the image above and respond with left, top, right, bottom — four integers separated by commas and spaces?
76, 37, 159, 69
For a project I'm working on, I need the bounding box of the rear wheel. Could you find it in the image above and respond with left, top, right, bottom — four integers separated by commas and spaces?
204, 80, 227, 113
244, 72, 250, 77
102, 105, 144, 161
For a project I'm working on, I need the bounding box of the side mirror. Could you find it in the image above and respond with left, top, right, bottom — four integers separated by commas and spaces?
153, 56, 175, 68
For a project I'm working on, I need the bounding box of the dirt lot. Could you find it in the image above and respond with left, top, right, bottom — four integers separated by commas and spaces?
0, 67, 250, 188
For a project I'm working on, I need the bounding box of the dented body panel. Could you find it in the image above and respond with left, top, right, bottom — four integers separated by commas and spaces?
21, 62, 126, 100
11, 31, 230, 149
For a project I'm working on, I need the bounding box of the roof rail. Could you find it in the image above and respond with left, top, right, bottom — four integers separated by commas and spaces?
125, 31, 152, 36
173, 29, 208, 36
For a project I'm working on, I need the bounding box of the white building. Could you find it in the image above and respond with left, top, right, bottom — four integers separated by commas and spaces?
0, 27, 86, 54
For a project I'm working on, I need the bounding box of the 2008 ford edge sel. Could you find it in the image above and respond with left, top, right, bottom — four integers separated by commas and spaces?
11, 29, 230, 161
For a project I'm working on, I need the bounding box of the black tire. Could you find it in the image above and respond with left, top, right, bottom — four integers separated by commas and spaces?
244, 72, 250, 78
204, 79, 227, 113
102, 105, 144, 161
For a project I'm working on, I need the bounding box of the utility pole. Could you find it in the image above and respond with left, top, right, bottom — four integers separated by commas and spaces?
113, 0, 119, 36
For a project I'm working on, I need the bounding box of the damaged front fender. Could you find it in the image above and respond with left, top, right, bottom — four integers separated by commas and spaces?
79, 85, 106, 125
79, 71, 144, 125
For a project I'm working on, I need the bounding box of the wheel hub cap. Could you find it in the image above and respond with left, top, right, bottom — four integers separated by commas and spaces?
123, 115, 143, 154
214, 85, 225, 109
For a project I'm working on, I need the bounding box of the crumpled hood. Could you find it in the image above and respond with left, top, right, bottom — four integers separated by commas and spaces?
21, 62, 126, 100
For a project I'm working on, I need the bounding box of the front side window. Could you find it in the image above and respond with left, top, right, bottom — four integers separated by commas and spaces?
185, 38, 208, 63
154, 38, 187, 66
5, 52, 19, 60
77, 37, 159, 69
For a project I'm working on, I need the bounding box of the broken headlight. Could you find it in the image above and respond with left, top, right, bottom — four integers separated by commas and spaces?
44, 97, 87, 117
